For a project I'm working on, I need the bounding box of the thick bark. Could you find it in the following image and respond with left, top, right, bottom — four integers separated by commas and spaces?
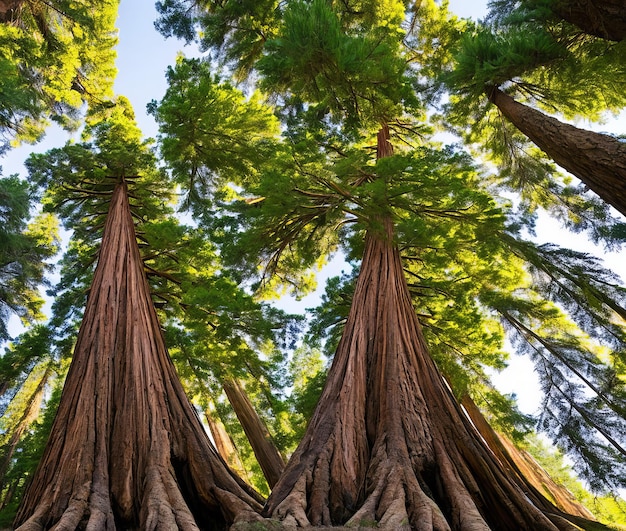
0, 0, 21, 23
223, 379, 285, 489
14, 183, 263, 530
552, 0, 626, 41
205, 406, 250, 481
264, 127, 602, 530
489, 87, 626, 218
460, 394, 594, 520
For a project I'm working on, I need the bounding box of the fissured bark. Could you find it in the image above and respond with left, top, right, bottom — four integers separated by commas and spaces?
14, 183, 263, 530
264, 127, 603, 530
552, 0, 626, 41
489, 87, 626, 218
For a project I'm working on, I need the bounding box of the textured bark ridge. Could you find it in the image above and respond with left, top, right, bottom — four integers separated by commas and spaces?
0, 0, 22, 23
264, 128, 602, 530
489, 87, 626, 218
14, 183, 263, 530
553, 0, 626, 41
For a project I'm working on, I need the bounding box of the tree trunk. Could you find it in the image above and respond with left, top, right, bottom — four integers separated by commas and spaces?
205, 405, 250, 482
223, 378, 285, 489
0, 0, 21, 23
552, 0, 626, 41
264, 127, 604, 530
14, 182, 263, 530
459, 394, 595, 521
0, 365, 50, 492
489, 87, 626, 218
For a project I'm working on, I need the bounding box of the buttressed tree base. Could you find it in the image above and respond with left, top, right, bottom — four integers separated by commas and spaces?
264, 128, 606, 531
14, 182, 263, 530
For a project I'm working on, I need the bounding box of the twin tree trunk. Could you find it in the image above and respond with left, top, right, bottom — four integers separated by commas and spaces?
265, 127, 601, 530
14, 183, 263, 530
488, 88, 626, 218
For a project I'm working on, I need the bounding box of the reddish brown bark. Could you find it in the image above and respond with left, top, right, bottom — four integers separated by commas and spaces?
223, 378, 285, 489
264, 127, 603, 530
14, 182, 263, 530
552, 0, 626, 41
489, 87, 626, 218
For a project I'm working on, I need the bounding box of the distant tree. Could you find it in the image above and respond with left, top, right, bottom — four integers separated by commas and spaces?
444, 1, 626, 217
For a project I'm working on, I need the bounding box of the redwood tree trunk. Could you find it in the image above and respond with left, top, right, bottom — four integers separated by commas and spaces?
552, 0, 626, 41
14, 182, 263, 530
265, 127, 602, 530
223, 378, 285, 489
489, 87, 626, 218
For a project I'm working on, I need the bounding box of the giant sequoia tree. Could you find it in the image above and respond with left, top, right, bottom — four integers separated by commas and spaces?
264, 129, 595, 529
2, 0, 626, 528
13, 181, 263, 528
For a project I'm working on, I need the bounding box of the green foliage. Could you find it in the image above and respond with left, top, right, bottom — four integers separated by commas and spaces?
148, 57, 280, 208
287, 345, 327, 439
0, 325, 52, 410
438, 0, 626, 250
485, 284, 626, 491
444, 25, 566, 98
258, 0, 415, 131
155, 0, 282, 78
0, 0, 119, 149
0, 176, 59, 340
0, 377, 64, 526
524, 433, 626, 529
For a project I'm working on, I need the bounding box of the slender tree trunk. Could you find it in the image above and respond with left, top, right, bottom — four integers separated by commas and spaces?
205, 405, 250, 481
489, 87, 626, 218
265, 126, 604, 530
0, 478, 17, 511
460, 394, 595, 521
552, 0, 626, 40
223, 378, 285, 489
0, 365, 50, 492
14, 182, 263, 530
